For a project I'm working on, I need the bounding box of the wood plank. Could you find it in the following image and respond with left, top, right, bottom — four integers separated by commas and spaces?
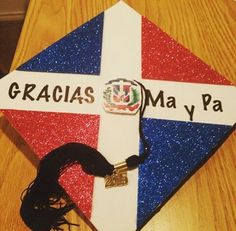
0, 0, 235, 230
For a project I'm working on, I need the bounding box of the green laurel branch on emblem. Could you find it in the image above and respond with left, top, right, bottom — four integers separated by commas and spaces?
103, 86, 113, 104
128, 88, 140, 106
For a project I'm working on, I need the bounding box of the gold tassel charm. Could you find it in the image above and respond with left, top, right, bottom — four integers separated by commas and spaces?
105, 161, 128, 188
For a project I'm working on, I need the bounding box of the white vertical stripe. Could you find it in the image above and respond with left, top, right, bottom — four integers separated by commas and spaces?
91, 2, 141, 231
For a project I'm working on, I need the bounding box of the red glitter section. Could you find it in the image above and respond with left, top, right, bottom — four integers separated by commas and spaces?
4, 110, 99, 218
142, 17, 231, 85
59, 165, 94, 218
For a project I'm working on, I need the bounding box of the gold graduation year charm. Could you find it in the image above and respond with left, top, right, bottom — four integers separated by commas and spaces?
105, 161, 128, 188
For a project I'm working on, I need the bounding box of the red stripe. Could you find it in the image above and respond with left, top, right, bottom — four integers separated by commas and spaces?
142, 17, 231, 85
4, 110, 99, 218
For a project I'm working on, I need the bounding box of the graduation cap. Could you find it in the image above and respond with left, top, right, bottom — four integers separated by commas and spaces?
0, 2, 235, 231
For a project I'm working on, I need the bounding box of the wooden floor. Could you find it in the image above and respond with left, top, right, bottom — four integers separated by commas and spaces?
0, 0, 236, 231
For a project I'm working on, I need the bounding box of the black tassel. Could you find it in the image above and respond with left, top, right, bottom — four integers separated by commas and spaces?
20, 81, 150, 231
20, 143, 114, 231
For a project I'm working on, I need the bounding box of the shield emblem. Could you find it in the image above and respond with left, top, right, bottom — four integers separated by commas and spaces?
103, 78, 141, 114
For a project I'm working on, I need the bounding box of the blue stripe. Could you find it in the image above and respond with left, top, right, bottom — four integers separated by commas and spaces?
18, 13, 104, 75
137, 119, 232, 228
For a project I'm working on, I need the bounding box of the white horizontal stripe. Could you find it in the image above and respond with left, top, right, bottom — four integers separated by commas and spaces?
1, 70, 235, 126
0, 70, 103, 115
143, 79, 236, 126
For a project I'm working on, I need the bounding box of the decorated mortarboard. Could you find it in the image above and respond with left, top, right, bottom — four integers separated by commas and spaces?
0, 1, 236, 231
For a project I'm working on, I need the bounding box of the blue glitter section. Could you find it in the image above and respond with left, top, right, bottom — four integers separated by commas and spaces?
18, 13, 104, 74
137, 119, 232, 228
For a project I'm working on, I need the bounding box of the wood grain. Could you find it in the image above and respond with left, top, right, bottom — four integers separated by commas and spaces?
0, 0, 236, 230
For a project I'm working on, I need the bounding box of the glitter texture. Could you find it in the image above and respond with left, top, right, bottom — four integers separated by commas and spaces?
4, 110, 100, 217
59, 165, 94, 218
4, 12, 105, 217
137, 119, 232, 227
18, 13, 104, 75
2, 5, 235, 229
4, 110, 100, 158
142, 17, 231, 85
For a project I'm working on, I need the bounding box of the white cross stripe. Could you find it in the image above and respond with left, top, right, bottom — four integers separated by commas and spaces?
91, 3, 141, 231
1, 70, 236, 126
